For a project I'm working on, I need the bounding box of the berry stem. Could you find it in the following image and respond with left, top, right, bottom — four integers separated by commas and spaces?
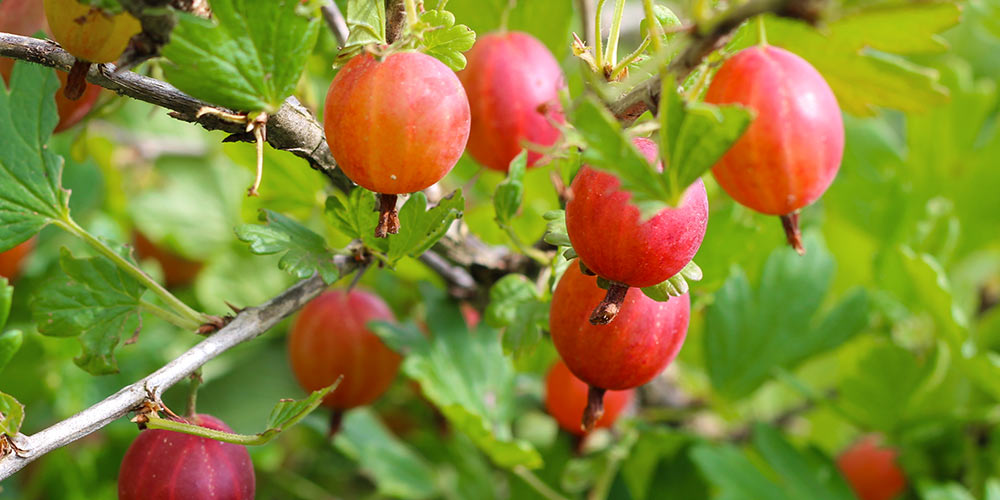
756, 15, 769, 46
375, 193, 400, 238
780, 212, 805, 255
328, 410, 344, 437
65, 60, 90, 100
582, 385, 607, 432
589, 282, 628, 325
185, 370, 202, 418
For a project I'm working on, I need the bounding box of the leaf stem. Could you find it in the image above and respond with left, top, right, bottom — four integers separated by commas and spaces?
605, 0, 627, 69
139, 300, 201, 331
55, 218, 210, 329
404, 0, 419, 28
144, 414, 272, 446
513, 466, 570, 500
594, 0, 607, 69
641, 0, 662, 52
185, 369, 202, 417
608, 36, 650, 80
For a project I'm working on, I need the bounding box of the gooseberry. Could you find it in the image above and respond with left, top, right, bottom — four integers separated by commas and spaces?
0, 239, 35, 281
545, 358, 633, 435
324, 51, 471, 237
704, 45, 844, 254
565, 137, 707, 324
457, 31, 565, 172
837, 436, 906, 500
549, 262, 689, 430
118, 413, 255, 500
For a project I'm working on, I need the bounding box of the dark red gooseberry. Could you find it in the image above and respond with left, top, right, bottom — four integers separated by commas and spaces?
133, 232, 203, 288
545, 358, 633, 435
457, 31, 565, 172
549, 262, 689, 430
837, 436, 906, 500
704, 45, 844, 254
0, 0, 102, 132
565, 137, 707, 324
288, 289, 401, 412
324, 51, 471, 237
118, 413, 255, 500
0, 238, 35, 281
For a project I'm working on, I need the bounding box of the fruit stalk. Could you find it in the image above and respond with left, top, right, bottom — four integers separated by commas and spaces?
582, 385, 607, 432
64, 60, 90, 100
375, 193, 400, 238
589, 282, 629, 325
780, 212, 805, 255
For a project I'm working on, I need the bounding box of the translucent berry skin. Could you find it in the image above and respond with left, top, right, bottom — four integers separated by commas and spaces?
118, 414, 255, 500
549, 262, 689, 390
545, 358, 633, 435
457, 31, 565, 172
288, 289, 401, 410
837, 436, 906, 500
0, 239, 35, 281
44, 0, 141, 63
704, 46, 844, 216
565, 137, 708, 288
0, 0, 102, 133
324, 52, 471, 194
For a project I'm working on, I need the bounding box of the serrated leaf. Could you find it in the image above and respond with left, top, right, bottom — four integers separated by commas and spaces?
370, 284, 542, 469
826, 3, 960, 55
494, 152, 527, 227
263, 384, 337, 434
703, 234, 869, 399
334, 408, 438, 500
0, 330, 23, 375
571, 97, 669, 218
162, 0, 320, 112
325, 189, 379, 246
235, 210, 341, 284
0, 62, 70, 251
0, 391, 25, 437
344, 0, 386, 48
484, 274, 546, 359
418, 10, 476, 71
386, 190, 465, 264
839, 342, 930, 431
30, 248, 145, 375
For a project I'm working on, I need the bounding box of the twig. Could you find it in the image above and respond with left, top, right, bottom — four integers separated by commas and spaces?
321, 1, 350, 46
418, 251, 477, 299
608, 0, 826, 123
0, 273, 346, 480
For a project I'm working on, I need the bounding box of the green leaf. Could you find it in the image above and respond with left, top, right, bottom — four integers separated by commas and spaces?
494, 151, 527, 227
659, 79, 754, 205
441, 0, 573, 57
0, 391, 25, 437
484, 274, 546, 359
386, 190, 465, 264
30, 248, 145, 375
691, 425, 855, 500
751, 14, 953, 116
417, 10, 476, 71
325, 188, 380, 246
235, 210, 342, 284
371, 284, 542, 469
262, 384, 337, 436
344, 0, 387, 48
826, 3, 960, 55
0, 330, 23, 375
0, 277, 12, 329
571, 97, 669, 218
0, 62, 70, 251
703, 234, 869, 399
640, 4, 682, 42
162, 0, 320, 112
334, 408, 439, 500
838, 342, 933, 431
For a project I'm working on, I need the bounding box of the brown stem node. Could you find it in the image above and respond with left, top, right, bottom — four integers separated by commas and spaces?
64, 60, 90, 100
375, 193, 400, 238
581, 385, 606, 433
589, 283, 628, 325
780, 212, 805, 256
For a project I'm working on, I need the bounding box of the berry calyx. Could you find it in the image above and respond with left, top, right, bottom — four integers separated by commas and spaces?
704, 45, 844, 254
837, 436, 906, 500
118, 413, 255, 500
43, 0, 141, 99
457, 31, 565, 172
565, 137, 708, 324
545, 358, 633, 435
324, 51, 471, 238
549, 262, 689, 431
288, 289, 401, 422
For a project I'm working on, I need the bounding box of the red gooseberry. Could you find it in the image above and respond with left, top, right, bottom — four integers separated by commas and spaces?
0, 239, 35, 281
457, 31, 565, 172
324, 51, 471, 238
118, 413, 255, 500
545, 358, 633, 435
549, 262, 689, 430
704, 45, 844, 254
837, 435, 907, 500
565, 137, 707, 324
